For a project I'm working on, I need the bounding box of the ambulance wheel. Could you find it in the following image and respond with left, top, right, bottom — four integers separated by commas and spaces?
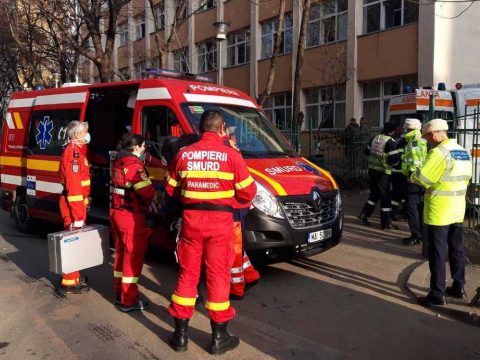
13, 193, 35, 233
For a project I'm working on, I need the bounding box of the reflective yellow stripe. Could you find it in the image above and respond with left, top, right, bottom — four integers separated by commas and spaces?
172, 294, 197, 306
113, 271, 122, 278
67, 195, 84, 202
81, 179, 90, 187
302, 158, 339, 189
133, 179, 152, 191
247, 167, 286, 196
0, 156, 59, 172
61, 279, 77, 286
234, 175, 254, 190
13, 112, 23, 129
425, 189, 467, 197
181, 189, 234, 199
167, 176, 179, 187
122, 276, 139, 284
205, 300, 230, 311
179, 171, 234, 180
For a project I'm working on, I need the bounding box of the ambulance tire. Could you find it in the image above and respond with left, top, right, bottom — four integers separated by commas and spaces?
13, 192, 36, 233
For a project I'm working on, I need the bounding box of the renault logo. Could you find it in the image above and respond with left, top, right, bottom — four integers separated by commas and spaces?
312, 191, 321, 212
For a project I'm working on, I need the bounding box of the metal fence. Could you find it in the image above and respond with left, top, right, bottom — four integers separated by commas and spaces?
281, 128, 381, 188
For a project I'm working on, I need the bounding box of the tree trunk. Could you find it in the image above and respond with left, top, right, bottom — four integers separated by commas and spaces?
257, 0, 286, 106
292, 0, 312, 152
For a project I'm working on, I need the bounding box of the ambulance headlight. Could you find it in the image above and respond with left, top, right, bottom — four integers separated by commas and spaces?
252, 182, 285, 219
335, 191, 342, 211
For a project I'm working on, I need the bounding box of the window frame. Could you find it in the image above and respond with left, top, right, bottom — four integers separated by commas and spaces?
134, 61, 146, 79
307, 0, 348, 48
197, 39, 217, 73
363, 0, 418, 34
118, 22, 129, 46
226, 28, 250, 67
198, 0, 217, 11
135, 14, 146, 40
305, 84, 346, 129
262, 92, 293, 133
173, 47, 190, 73
260, 13, 293, 59
154, 5, 165, 31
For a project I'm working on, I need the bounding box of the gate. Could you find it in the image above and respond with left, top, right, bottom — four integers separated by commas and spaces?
452, 105, 480, 228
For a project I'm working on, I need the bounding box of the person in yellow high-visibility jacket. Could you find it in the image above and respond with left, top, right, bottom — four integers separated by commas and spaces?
411, 119, 472, 307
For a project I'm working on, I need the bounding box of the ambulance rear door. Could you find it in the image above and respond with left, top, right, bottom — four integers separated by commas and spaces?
25, 90, 88, 222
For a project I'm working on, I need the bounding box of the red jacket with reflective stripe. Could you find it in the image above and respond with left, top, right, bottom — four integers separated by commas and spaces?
165, 132, 256, 207
111, 152, 156, 213
59, 142, 90, 222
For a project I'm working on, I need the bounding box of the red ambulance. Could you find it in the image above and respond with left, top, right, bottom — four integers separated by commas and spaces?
0, 70, 343, 259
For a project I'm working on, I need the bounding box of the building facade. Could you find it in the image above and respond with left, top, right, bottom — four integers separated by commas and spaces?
80, 0, 480, 133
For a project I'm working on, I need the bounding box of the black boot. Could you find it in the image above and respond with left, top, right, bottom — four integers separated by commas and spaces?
169, 318, 189, 352
210, 321, 240, 355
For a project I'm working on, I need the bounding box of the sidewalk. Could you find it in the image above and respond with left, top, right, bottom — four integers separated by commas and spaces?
406, 259, 480, 326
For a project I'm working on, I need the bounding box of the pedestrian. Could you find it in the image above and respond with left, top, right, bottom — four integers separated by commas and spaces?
359, 116, 369, 131
58, 121, 91, 294
357, 122, 402, 229
390, 124, 407, 219
411, 119, 472, 306
110, 134, 156, 312
401, 118, 427, 245
165, 109, 256, 355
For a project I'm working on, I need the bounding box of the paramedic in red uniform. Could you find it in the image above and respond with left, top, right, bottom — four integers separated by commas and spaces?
110, 134, 155, 312
166, 110, 256, 355
58, 121, 91, 294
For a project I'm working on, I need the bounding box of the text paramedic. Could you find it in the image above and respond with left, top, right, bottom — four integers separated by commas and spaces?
182, 150, 228, 171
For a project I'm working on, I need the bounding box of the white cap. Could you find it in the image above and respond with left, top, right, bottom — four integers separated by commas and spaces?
404, 118, 422, 130
422, 118, 449, 135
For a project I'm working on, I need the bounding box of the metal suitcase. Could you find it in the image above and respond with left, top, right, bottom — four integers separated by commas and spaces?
48, 224, 110, 274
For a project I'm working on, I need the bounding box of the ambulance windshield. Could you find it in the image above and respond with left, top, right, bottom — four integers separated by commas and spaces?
182, 103, 297, 158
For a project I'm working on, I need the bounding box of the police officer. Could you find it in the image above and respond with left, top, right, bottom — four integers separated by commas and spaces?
412, 119, 472, 306
58, 121, 91, 294
390, 124, 407, 220
165, 110, 256, 355
110, 134, 156, 312
358, 122, 402, 229
401, 118, 427, 245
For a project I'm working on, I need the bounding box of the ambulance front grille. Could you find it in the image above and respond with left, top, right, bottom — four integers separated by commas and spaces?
280, 198, 337, 229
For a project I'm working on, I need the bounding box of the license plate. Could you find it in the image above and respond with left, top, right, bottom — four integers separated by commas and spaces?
307, 229, 332, 244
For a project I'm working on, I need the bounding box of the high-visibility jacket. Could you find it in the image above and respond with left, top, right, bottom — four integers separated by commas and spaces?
392, 136, 406, 174
59, 142, 91, 224
401, 129, 427, 176
111, 151, 156, 213
165, 132, 256, 207
366, 134, 401, 175
411, 138, 472, 225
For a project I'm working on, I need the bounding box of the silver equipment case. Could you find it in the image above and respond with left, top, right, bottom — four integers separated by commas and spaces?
48, 224, 110, 274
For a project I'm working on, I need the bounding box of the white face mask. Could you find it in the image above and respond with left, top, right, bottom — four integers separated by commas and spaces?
84, 132, 91, 144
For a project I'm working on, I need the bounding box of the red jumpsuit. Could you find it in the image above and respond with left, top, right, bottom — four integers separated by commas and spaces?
222, 136, 260, 298
166, 132, 256, 323
58, 142, 91, 287
110, 151, 155, 306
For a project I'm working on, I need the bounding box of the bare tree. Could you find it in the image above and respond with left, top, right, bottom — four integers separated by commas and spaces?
292, 0, 312, 151
257, 0, 286, 106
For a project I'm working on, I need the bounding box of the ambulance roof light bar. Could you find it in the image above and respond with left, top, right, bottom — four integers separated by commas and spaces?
142, 68, 213, 83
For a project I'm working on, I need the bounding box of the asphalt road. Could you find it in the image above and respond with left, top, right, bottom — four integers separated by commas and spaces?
1, 195, 479, 360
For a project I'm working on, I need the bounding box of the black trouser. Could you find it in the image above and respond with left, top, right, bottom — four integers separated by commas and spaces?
427, 223, 465, 298
406, 183, 424, 239
361, 169, 391, 227
391, 172, 407, 212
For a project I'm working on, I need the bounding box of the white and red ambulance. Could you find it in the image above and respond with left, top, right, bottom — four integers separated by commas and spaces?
0, 69, 343, 258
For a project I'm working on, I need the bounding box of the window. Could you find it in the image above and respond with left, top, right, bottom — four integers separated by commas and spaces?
362, 76, 417, 125
261, 13, 293, 58
134, 61, 146, 79
154, 5, 165, 30
118, 67, 130, 80
305, 84, 346, 129
174, 0, 187, 19
307, 0, 348, 47
118, 22, 128, 46
199, 0, 216, 11
197, 39, 217, 73
227, 29, 250, 67
363, 0, 418, 34
135, 15, 145, 40
28, 109, 81, 155
141, 106, 183, 160
263, 93, 292, 133
173, 48, 190, 72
